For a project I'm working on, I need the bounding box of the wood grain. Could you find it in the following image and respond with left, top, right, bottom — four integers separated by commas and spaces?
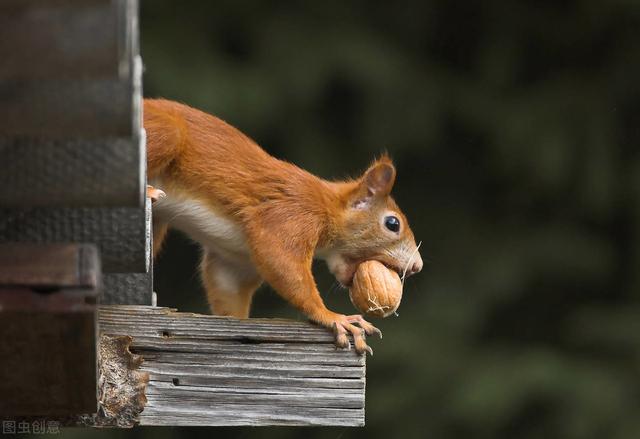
99, 306, 366, 427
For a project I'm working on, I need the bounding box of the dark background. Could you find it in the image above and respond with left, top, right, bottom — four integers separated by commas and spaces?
63, 0, 639, 438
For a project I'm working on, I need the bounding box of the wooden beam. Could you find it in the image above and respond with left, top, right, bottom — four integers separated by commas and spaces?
98, 305, 366, 427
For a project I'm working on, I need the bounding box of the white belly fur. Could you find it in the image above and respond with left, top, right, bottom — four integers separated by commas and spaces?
152, 189, 249, 259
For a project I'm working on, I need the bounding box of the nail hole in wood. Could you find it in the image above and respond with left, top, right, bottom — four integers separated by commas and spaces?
172, 378, 180, 386
160, 330, 171, 338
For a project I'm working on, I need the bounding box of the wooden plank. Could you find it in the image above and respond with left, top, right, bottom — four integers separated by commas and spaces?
0, 0, 128, 81
136, 345, 365, 366
0, 135, 144, 208
145, 371, 365, 390
137, 408, 364, 427
0, 244, 98, 416
0, 205, 149, 273
98, 306, 366, 427
99, 310, 337, 343
0, 79, 134, 138
0, 242, 99, 288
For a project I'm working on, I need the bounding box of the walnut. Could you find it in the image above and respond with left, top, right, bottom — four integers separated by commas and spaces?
349, 260, 402, 318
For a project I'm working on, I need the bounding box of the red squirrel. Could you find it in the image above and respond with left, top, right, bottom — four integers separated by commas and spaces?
144, 99, 423, 354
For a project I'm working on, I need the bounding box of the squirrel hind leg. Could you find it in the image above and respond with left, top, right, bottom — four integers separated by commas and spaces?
200, 248, 262, 318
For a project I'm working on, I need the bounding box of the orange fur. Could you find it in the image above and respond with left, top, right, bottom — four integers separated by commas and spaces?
144, 98, 422, 354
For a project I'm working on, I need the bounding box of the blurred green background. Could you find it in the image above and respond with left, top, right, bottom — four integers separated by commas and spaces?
64, 0, 640, 438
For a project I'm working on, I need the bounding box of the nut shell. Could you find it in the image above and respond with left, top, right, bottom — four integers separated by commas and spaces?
349, 260, 403, 318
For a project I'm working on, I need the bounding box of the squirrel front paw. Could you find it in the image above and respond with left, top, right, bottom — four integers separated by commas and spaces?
330, 314, 382, 356
146, 185, 166, 203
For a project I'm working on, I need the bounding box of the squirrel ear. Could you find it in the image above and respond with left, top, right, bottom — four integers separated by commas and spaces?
363, 157, 396, 197
352, 157, 396, 208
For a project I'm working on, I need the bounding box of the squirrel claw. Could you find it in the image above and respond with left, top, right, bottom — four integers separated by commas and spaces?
331, 315, 378, 356
333, 322, 351, 350
146, 185, 166, 203
345, 314, 382, 339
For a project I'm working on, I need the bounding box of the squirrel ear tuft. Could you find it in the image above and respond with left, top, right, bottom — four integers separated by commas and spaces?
363, 156, 396, 197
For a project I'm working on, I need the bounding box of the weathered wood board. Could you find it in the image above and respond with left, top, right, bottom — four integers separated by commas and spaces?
99, 306, 366, 426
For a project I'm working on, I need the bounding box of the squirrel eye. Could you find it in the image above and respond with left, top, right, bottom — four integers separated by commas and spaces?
384, 216, 400, 233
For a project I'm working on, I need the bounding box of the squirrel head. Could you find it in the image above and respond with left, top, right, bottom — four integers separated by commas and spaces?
324, 155, 423, 287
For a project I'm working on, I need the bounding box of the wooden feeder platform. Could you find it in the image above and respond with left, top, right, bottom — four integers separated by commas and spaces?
95, 305, 366, 427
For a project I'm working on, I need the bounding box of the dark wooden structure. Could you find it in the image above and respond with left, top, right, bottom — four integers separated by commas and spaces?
0, 244, 99, 416
0, 0, 151, 305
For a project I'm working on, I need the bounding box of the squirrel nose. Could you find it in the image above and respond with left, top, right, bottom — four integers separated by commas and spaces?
408, 254, 423, 275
